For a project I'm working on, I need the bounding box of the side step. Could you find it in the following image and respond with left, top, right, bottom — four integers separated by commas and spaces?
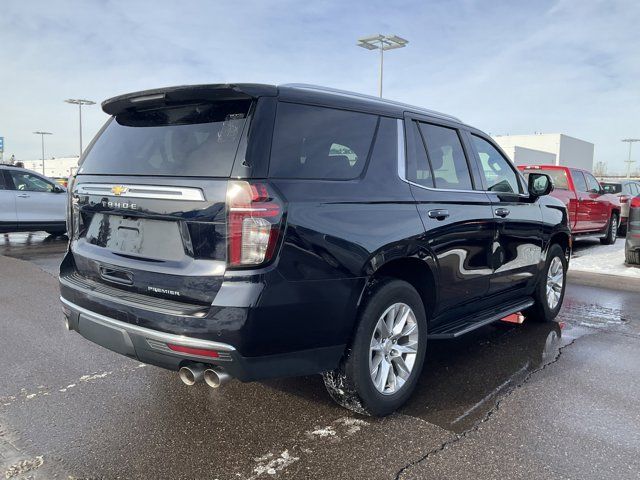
428, 298, 534, 339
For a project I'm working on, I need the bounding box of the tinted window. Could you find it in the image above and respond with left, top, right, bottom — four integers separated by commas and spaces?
0, 171, 5, 189
571, 171, 588, 192
632, 184, 640, 195
472, 135, 521, 193
419, 123, 472, 190
8, 171, 55, 192
407, 121, 433, 187
79, 100, 251, 177
601, 182, 622, 194
270, 103, 377, 179
521, 168, 569, 190
585, 173, 601, 193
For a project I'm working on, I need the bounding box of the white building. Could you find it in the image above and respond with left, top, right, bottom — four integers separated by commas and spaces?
20, 156, 79, 178
492, 133, 594, 172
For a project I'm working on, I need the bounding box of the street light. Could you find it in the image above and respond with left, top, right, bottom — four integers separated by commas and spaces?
622, 138, 640, 178
357, 34, 408, 98
33, 131, 52, 175
64, 98, 95, 157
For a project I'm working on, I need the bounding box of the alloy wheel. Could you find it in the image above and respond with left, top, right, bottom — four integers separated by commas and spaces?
369, 303, 419, 395
546, 256, 564, 310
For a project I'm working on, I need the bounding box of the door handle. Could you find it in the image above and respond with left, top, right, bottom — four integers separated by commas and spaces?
427, 209, 450, 220
17, 193, 30, 198
495, 207, 510, 218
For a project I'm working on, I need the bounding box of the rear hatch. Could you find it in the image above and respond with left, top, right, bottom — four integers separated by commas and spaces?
66, 89, 254, 306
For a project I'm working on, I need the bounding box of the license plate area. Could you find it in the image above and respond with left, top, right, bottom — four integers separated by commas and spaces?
86, 213, 186, 262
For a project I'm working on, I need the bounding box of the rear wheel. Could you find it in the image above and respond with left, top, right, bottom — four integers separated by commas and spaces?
525, 244, 567, 323
600, 213, 618, 245
322, 279, 427, 416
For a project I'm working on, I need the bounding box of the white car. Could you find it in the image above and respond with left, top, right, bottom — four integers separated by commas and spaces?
0, 165, 67, 235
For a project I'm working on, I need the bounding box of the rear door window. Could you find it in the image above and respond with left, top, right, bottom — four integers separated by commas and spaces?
602, 183, 622, 194
0, 171, 5, 189
79, 100, 251, 177
419, 123, 473, 190
269, 103, 378, 179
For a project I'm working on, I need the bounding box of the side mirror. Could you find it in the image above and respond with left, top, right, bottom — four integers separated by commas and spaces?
528, 173, 553, 198
53, 185, 65, 193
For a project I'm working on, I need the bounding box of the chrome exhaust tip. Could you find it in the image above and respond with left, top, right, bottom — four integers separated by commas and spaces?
63, 316, 71, 331
178, 364, 205, 386
204, 367, 231, 388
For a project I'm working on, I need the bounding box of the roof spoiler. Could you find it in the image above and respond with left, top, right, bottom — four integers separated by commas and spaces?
101, 83, 277, 116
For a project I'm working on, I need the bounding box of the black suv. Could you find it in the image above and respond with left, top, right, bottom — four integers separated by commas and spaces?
59, 84, 570, 416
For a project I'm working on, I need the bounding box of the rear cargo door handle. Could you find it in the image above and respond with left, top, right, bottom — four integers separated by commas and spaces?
427, 209, 450, 220
495, 207, 510, 218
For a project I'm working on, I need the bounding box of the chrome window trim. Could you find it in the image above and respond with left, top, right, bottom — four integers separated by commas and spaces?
74, 183, 205, 201
396, 118, 530, 197
61, 297, 236, 352
396, 118, 488, 195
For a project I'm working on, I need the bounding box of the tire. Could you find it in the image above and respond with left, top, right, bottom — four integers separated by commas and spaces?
322, 278, 427, 417
600, 213, 619, 245
625, 247, 640, 265
524, 244, 567, 323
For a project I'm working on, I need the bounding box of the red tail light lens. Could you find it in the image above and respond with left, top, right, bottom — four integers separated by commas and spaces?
620, 195, 629, 204
226, 181, 283, 267
631, 196, 640, 208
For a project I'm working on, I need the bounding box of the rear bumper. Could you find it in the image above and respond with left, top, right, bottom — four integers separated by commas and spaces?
60, 297, 346, 382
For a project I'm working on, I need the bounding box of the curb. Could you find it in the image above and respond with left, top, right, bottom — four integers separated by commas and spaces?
567, 269, 640, 292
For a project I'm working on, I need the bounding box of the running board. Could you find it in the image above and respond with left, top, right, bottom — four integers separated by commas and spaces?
428, 299, 534, 339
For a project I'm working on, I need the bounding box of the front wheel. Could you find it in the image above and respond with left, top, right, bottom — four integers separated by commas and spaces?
600, 213, 618, 245
322, 279, 427, 417
525, 244, 567, 323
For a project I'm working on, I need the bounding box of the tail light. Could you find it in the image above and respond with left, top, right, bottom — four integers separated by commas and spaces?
631, 196, 640, 208
620, 195, 629, 204
226, 180, 284, 267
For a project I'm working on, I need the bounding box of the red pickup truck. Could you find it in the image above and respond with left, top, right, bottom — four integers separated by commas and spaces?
519, 165, 620, 244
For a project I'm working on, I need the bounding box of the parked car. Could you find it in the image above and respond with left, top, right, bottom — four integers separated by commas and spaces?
625, 195, 640, 264
0, 165, 67, 235
52, 177, 69, 188
600, 180, 640, 236
59, 84, 570, 416
519, 165, 620, 244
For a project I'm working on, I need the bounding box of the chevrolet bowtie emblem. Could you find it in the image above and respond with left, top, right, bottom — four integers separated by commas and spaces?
111, 185, 128, 196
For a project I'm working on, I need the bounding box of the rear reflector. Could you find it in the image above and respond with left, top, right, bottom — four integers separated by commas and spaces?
167, 344, 219, 358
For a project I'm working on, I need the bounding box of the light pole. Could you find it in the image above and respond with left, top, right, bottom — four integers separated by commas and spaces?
622, 138, 640, 178
64, 98, 95, 157
357, 35, 408, 98
33, 131, 52, 175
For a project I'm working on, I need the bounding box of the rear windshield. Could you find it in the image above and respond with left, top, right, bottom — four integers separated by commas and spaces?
601, 183, 622, 194
521, 168, 569, 190
79, 100, 251, 177
269, 103, 378, 179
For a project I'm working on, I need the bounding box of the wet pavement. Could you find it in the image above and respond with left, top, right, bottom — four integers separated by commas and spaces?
0, 233, 639, 479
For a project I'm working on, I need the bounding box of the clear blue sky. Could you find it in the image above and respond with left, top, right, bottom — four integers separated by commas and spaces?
1, 0, 638, 173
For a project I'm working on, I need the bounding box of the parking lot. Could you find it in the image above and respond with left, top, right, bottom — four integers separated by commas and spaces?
1, 233, 638, 479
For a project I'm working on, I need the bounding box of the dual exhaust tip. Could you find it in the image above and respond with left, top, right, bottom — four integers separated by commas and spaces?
179, 364, 231, 388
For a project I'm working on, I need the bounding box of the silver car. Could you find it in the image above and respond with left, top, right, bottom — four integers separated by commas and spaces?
601, 180, 640, 236
0, 165, 67, 235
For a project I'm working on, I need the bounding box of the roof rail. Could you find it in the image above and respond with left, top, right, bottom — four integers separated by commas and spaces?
280, 83, 462, 123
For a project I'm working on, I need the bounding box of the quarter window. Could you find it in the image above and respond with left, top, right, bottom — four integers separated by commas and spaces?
269, 103, 378, 179
406, 121, 433, 187
471, 135, 521, 194
419, 123, 473, 190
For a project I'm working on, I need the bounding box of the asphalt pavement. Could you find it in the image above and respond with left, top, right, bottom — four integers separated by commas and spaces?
0, 233, 639, 479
